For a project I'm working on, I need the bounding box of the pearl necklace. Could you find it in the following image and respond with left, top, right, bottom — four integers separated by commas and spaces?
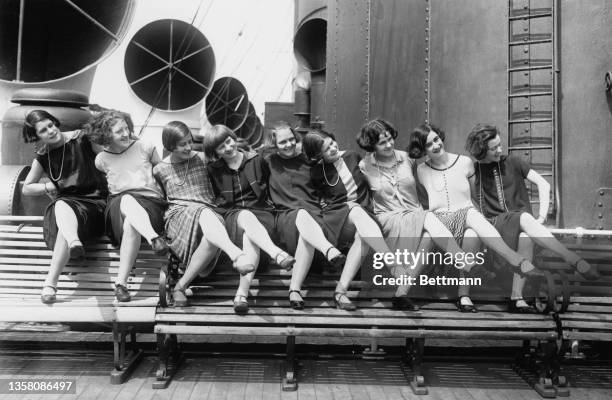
47, 138, 66, 182
322, 162, 340, 186
374, 152, 399, 188
173, 156, 191, 186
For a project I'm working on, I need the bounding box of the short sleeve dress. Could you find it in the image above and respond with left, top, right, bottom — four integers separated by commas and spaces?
36, 131, 108, 249
153, 153, 222, 273
94, 139, 166, 246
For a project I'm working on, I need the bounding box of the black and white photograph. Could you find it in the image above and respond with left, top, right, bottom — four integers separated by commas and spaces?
0, 0, 610, 398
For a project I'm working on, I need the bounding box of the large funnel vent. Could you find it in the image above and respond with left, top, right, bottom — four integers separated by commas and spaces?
0, 0, 134, 83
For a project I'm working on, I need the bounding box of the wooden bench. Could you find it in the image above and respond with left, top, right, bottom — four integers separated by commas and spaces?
153, 259, 562, 397
535, 228, 612, 395
0, 215, 166, 384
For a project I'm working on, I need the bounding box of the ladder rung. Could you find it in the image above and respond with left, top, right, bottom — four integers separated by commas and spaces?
508, 91, 552, 98
509, 8, 552, 21
509, 38, 552, 46
508, 118, 553, 124
510, 137, 552, 146
508, 145, 553, 150
508, 65, 553, 72
510, 59, 552, 68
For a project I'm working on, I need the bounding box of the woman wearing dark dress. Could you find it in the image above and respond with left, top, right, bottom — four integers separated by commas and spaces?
21, 110, 108, 304
262, 122, 347, 309
303, 129, 397, 311
466, 124, 600, 312
153, 121, 256, 307
204, 124, 297, 314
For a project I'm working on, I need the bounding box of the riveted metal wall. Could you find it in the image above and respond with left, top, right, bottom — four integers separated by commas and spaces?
325, 0, 370, 148
558, 0, 612, 228
368, 0, 428, 149
428, 0, 508, 154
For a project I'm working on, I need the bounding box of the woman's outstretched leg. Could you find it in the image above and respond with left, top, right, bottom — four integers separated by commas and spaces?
198, 209, 254, 274
120, 195, 167, 254
115, 219, 141, 302
288, 236, 315, 308
54, 200, 83, 257
465, 209, 538, 275
173, 235, 218, 306
347, 206, 390, 254
234, 234, 260, 314
519, 213, 599, 278
510, 233, 535, 312
456, 228, 480, 312
295, 209, 343, 262
334, 232, 369, 310
236, 210, 295, 269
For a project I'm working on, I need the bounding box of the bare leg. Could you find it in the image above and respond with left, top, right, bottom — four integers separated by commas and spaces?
511, 233, 533, 308
423, 212, 472, 270
43, 232, 70, 289
120, 195, 159, 243
198, 209, 242, 261
347, 206, 390, 254
394, 232, 432, 297
176, 236, 218, 290
116, 219, 140, 287
336, 232, 369, 294
465, 209, 537, 274
54, 201, 80, 245
289, 236, 315, 303
235, 234, 260, 300
295, 209, 341, 259
236, 210, 289, 261
519, 213, 597, 276
457, 228, 480, 304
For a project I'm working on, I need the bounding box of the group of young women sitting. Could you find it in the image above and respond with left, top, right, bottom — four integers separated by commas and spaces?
22, 108, 599, 314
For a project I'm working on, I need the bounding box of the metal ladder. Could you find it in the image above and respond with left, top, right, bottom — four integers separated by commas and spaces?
507, 0, 559, 225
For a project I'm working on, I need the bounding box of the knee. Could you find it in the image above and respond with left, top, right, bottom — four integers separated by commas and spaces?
119, 194, 136, 215
463, 228, 478, 239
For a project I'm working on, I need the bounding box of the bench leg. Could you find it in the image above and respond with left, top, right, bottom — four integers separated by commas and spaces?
110, 323, 144, 384
282, 335, 298, 391
153, 333, 183, 389
552, 341, 570, 397
514, 340, 557, 398
363, 336, 386, 359
403, 338, 427, 395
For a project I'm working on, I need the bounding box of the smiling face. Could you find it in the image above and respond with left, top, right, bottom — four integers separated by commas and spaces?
480, 134, 503, 163
374, 131, 395, 159
215, 135, 238, 160
424, 130, 444, 159
34, 119, 62, 146
109, 119, 132, 150
274, 127, 297, 158
321, 137, 340, 163
171, 133, 194, 161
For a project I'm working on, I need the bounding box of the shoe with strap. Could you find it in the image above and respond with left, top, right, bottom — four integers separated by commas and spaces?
115, 283, 131, 302
232, 253, 256, 276
172, 282, 189, 307
333, 291, 357, 311
455, 296, 478, 313
325, 246, 346, 273
40, 285, 57, 304
68, 240, 85, 259
288, 290, 304, 310
508, 298, 537, 314
233, 295, 249, 315
574, 258, 601, 281
275, 251, 296, 271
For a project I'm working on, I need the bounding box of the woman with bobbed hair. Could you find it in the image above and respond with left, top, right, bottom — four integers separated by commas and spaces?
204, 124, 297, 314
357, 118, 483, 311
407, 123, 543, 289
262, 122, 347, 309
21, 110, 108, 304
302, 128, 402, 311
87, 110, 169, 303
466, 123, 600, 312
152, 121, 256, 307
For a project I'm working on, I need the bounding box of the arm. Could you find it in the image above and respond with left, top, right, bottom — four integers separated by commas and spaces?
526, 169, 550, 223
22, 159, 58, 197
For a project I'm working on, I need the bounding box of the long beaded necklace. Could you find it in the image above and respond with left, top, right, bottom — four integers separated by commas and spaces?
374, 152, 399, 188
425, 156, 456, 212
477, 161, 509, 214
173, 156, 191, 186
322, 161, 340, 186
47, 138, 66, 182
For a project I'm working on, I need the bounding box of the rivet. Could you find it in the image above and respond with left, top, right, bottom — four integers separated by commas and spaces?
598, 202, 603, 207
598, 214, 603, 219
600, 190, 605, 195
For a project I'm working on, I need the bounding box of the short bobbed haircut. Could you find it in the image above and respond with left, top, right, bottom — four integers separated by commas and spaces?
203, 124, 237, 160
407, 123, 445, 159
22, 110, 61, 143
264, 121, 300, 149
465, 123, 500, 160
302, 128, 336, 163
84, 110, 134, 146
356, 118, 398, 152
162, 121, 192, 152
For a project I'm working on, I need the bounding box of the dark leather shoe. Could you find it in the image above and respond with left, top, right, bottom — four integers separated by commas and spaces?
68, 241, 85, 259
233, 295, 249, 315
115, 284, 131, 302
328, 253, 347, 273
151, 237, 169, 256
508, 299, 537, 314
392, 296, 420, 311
455, 298, 477, 313
334, 292, 357, 311
288, 290, 304, 310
